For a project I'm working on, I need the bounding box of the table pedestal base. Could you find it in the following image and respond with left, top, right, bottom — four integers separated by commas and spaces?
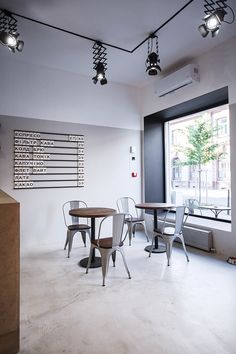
79, 256, 101, 268
145, 244, 166, 253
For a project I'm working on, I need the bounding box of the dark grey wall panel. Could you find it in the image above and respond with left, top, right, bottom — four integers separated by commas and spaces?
144, 119, 165, 203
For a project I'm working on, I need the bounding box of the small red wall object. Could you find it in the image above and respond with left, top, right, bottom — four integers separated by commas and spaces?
132, 172, 137, 177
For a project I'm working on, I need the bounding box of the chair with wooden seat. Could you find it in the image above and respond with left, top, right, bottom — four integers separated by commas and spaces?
116, 197, 149, 245
149, 206, 189, 266
86, 213, 131, 286
63, 200, 90, 258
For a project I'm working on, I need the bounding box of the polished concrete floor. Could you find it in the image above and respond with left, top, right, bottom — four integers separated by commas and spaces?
20, 233, 236, 354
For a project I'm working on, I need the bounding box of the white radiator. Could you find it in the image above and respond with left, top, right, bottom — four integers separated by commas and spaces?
160, 221, 214, 252
180, 225, 213, 252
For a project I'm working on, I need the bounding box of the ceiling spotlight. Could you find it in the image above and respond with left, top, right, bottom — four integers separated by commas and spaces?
205, 9, 226, 30
145, 35, 161, 76
199, 8, 226, 37
0, 31, 24, 52
198, 1, 235, 38
0, 31, 17, 46
92, 62, 107, 85
0, 9, 24, 52
92, 41, 108, 85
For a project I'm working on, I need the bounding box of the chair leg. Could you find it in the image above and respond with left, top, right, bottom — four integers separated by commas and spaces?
112, 250, 116, 267
142, 221, 149, 242
119, 248, 131, 279
99, 249, 111, 286
81, 231, 86, 247
67, 230, 76, 258
123, 227, 128, 244
179, 234, 190, 262
149, 237, 155, 257
64, 230, 69, 250
163, 237, 174, 266
132, 223, 136, 237
166, 242, 171, 266
86, 244, 95, 274
128, 223, 132, 246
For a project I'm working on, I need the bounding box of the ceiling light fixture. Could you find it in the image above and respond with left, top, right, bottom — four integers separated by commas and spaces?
145, 34, 161, 76
92, 41, 108, 85
0, 9, 24, 52
0, 1, 203, 85
198, 0, 235, 38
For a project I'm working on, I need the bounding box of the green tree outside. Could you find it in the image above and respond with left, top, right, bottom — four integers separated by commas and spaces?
180, 120, 218, 204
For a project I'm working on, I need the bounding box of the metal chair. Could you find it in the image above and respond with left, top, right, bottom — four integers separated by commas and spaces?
149, 206, 189, 266
63, 200, 90, 258
116, 197, 149, 245
86, 213, 131, 286
185, 198, 202, 215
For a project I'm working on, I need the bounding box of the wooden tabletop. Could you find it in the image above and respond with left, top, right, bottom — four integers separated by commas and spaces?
135, 203, 174, 210
69, 207, 116, 218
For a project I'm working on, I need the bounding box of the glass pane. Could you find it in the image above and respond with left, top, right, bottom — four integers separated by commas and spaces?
165, 104, 231, 221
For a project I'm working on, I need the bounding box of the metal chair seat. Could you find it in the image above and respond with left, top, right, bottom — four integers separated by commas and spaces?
153, 227, 164, 234
125, 216, 144, 223
68, 224, 90, 231
92, 237, 124, 249
162, 227, 176, 235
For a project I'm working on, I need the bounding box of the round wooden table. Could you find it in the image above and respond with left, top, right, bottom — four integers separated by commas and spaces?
69, 207, 116, 268
136, 203, 174, 253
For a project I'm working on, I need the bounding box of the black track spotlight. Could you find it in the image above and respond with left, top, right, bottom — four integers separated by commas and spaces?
145, 35, 161, 76
205, 8, 226, 29
198, 8, 226, 37
92, 42, 108, 85
0, 9, 24, 52
198, 1, 235, 38
92, 62, 107, 85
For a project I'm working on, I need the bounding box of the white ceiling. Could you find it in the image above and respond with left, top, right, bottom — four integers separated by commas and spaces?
0, 0, 236, 87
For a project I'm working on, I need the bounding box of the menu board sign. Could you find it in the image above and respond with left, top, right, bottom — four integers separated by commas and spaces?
14, 130, 84, 189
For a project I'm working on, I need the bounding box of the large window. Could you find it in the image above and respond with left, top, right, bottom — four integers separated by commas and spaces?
165, 104, 231, 221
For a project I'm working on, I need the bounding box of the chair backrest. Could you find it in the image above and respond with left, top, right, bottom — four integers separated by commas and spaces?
174, 206, 186, 235
185, 198, 199, 214
98, 213, 125, 247
116, 197, 138, 217
112, 213, 126, 246
63, 200, 87, 227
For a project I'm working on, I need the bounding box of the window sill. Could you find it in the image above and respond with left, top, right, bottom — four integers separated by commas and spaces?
165, 213, 231, 232
185, 215, 231, 232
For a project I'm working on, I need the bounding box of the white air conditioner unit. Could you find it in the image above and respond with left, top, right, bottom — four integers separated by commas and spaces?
155, 64, 200, 97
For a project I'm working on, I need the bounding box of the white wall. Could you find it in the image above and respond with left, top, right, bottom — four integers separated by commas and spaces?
0, 52, 141, 131
0, 116, 142, 254
141, 36, 236, 257
0, 52, 143, 254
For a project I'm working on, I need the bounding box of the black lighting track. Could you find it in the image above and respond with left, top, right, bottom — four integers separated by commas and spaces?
8, 0, 194, 53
